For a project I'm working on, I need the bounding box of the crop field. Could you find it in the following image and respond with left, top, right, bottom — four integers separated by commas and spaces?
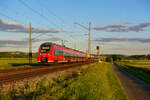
116, 60, 150, 84
0, 58, 38, 69
0, 62, 127, 100
118, 60, 150, 69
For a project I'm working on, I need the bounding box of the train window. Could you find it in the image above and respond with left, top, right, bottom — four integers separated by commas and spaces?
59, 49, 62, 55
64, 52, 72, 58
54, 49, 58, 55
64, 52, 69, 58
54, 49, 64, 56
41, 50, 46, 52
42, 47, 50, 49
40, 44, 51, 53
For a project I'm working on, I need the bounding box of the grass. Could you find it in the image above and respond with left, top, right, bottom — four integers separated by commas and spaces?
0, 58, 39, 69
52, 62, 128, 100
0, 62, 128, 100
120, 60, 150, 69
116, 60, 150, 84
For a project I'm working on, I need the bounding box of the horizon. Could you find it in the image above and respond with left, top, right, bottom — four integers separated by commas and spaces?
0, 50, 149, 56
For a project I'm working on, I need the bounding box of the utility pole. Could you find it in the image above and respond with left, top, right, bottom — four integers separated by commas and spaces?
61, 40, 68, 47
29, 23, 32, 64
61, 40, 64, 47
74, 22, 91, 58
88, 22, 91, 57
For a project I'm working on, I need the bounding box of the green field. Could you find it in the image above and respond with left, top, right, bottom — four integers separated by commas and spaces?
119, 60, 150, 69
0, 58, 38, 69
0, 62, 128, 100
116, 60, 150, 84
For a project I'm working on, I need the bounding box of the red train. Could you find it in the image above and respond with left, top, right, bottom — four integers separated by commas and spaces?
37, 42, 88, 63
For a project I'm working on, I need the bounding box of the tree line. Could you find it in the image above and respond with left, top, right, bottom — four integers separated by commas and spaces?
105, 54, 150, 62
0, 52, 37, 58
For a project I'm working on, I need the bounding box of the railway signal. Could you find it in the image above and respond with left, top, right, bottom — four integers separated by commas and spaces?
29, 23, 32, 64
96, 46, 101, 62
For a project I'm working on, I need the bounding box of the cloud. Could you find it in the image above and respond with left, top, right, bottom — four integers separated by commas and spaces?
93, 37, 150, 43
0, 39, 28, 47
93, 23, 150, 32
0, 39, 42, 48
0, 18, 66, 33
38, 36, 63, 42
49, 36, 63, 41
0, 35, 64, 47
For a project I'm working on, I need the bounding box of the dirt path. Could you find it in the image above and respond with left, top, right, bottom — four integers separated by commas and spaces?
112, 64, 150, 100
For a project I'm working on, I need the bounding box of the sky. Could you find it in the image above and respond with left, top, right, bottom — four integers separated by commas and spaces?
0, 0, 150, 55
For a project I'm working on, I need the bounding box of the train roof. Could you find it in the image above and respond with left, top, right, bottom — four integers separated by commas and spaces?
40, 42, 53, 46
40, 42, 86, 54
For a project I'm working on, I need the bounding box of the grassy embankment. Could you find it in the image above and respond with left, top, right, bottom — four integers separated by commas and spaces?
0, 62, 128, 100
116, 60, 150, 84
0, 58, 38, 69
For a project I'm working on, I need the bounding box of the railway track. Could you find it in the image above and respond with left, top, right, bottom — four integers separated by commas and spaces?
0, 61, 95, 84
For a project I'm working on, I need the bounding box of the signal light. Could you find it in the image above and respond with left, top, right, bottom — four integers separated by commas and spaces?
96, 46, 99, 50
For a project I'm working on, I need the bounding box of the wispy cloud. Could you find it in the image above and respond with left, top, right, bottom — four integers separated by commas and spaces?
0, 18, 66, 33
93, 37, 150, 43
0, 35, 63, 48
37, 36, 63, 42
0, 39, 28, 47
93, 23, 150, 32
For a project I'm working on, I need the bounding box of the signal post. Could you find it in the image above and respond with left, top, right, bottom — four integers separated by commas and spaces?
29, 23, 32, 64
96, 46, 101, 62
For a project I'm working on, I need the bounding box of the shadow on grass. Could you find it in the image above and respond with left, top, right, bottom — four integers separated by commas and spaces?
126, 65, 150, 74
9, 63, 56, 67
9, 63, 41, 67
116, 64, 150, 84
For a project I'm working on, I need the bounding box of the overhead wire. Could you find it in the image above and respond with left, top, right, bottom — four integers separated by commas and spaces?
18, 0, 83, 39
15, 0, 81, 43
18, 0, 63, 30
0, 12, 20, 23
0, 3, 60, 52
38, 1, 81, 36
32, 32, 51, 40
17, 0, 69, 43
40, 5, 65, 30
41, 5, 65, 23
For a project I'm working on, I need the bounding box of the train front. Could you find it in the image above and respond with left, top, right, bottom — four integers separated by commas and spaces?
37, 43, 53, 63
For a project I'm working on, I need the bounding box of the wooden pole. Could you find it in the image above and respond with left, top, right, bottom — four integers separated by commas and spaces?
88, 22, 91, 58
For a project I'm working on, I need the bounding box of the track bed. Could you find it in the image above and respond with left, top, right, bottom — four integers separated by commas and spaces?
0, 61, 95, 84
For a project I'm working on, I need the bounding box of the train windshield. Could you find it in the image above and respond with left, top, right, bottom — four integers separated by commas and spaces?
40, 44, 52, 53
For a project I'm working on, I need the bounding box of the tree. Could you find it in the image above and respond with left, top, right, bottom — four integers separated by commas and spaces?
105, 57, 113, 62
